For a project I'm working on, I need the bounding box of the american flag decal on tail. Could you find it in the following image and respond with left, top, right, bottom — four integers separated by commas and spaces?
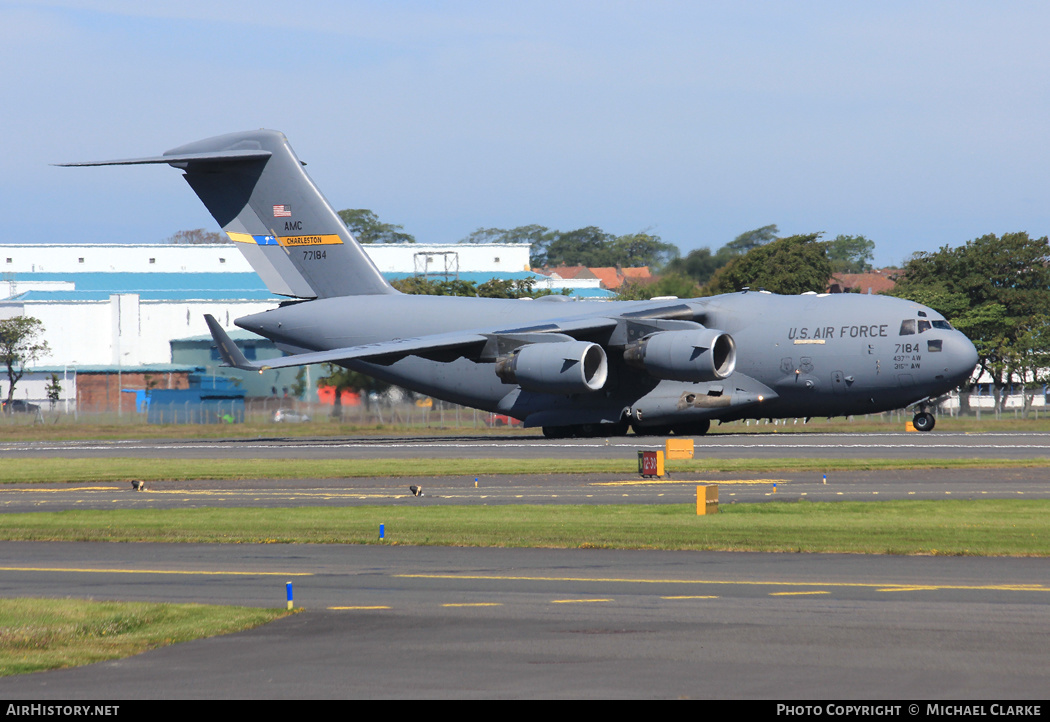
273, 204, 292, 217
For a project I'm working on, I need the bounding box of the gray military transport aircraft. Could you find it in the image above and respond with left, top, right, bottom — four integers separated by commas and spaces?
63, 129, 979, 437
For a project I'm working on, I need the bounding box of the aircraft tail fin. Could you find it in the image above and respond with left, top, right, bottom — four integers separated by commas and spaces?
61, 130, 396, 299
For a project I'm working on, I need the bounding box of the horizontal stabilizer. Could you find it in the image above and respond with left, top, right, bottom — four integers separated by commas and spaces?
55, 150, 272, 167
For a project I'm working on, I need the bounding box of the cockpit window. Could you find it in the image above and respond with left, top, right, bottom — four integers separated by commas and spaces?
899, 319, 916, 335
917, 320, 931, 333
932, 320, 952, 330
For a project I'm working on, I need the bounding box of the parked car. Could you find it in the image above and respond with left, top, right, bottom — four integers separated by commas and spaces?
273, 408, 310, 423
2, 400, 40, 414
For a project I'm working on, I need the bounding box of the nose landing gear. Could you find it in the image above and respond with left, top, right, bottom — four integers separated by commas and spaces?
912, 411, 936, 432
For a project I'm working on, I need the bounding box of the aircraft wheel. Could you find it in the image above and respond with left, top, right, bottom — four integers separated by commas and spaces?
672, 419, 710, 436
576, 423, 601, 438
912, 412, 935, 432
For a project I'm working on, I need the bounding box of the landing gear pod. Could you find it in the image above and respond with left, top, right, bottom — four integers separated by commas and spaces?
495, 342, 609, 394
623, 329, 736, 382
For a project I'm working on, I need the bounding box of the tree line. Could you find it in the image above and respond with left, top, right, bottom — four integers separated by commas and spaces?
889, 232, 1050, 415
338, 209, 876, 282
460, 225, 679, 270
614, 228, 875, 300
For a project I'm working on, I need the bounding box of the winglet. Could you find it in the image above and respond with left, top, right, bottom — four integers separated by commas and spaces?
204, 314, 260, 371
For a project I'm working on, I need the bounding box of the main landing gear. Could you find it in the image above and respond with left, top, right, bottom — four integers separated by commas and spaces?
912, 411, 936, 432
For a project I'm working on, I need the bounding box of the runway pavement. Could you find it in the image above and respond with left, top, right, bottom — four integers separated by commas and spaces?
0, 543, 1048, 699
1, 431, 1048, 698
4, 430, 1050, 460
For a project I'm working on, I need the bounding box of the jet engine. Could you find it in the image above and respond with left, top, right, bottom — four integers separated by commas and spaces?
495, 341, 609, 394
623, 328, 736, 382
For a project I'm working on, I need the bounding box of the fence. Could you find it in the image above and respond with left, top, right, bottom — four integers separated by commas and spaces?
6, 396, 508, 428
7, 390, 1050, 425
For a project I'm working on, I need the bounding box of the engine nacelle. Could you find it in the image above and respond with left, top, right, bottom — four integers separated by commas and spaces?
623, 328, 736, 382
495, 341, 609, 394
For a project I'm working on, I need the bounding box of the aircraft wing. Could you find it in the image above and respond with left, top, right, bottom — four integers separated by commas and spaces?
205, 303, 692, 371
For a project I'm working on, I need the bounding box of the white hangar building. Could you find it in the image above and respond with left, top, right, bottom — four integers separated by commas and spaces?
0, 242, 534, 276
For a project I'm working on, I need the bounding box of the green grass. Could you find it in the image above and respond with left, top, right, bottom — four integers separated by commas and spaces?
6, 456, 1050, 485
0, 419, 535, 441
0, 598, 291, 677
1, 500, 1046, 556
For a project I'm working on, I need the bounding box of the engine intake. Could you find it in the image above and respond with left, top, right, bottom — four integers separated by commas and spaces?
623, 328, 736, 382
495, 341, 608, 394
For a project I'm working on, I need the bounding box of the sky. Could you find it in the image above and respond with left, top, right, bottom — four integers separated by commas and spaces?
4, 1, 1050, 268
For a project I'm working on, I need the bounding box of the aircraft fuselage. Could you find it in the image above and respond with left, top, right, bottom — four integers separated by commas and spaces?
235, 289, 977, 429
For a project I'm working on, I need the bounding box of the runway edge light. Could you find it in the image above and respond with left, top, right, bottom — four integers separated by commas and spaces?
287, 581, 293, 610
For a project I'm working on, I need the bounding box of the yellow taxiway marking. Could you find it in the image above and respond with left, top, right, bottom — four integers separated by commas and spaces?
1, 488, 411, 500
397, 574, 1050, 593
4, 486, 123, 492
328, 606, 390, 611
593, 479, 788, 487
878, 584, 1047, 593
770, 591, 830, 596
662, 595, 719, 600
441, 603, 503, 607
551, 599, 613, 604
132, 489, 409, 498
0, 566, 311, 576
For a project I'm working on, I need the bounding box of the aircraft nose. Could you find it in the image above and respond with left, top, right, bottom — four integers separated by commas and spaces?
944, 333, 979, 386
